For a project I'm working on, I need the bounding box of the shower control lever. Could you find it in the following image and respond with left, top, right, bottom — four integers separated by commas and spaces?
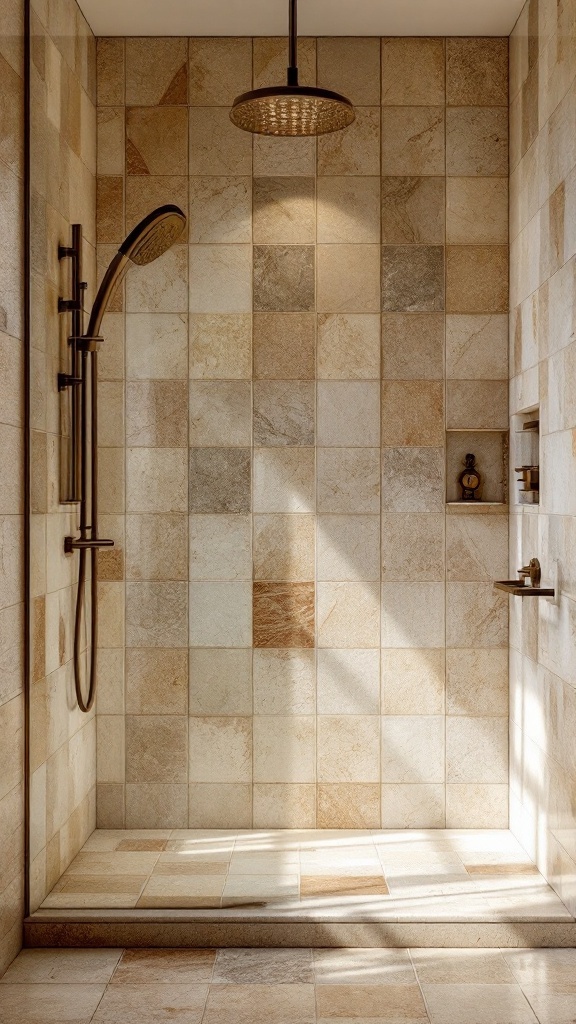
64, 536, 115, 554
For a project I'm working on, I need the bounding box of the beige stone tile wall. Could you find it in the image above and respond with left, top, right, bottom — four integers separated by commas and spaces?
95, 35, 509, 831
27, 0, 97, 911
0, 0, 25, 976
509, 0, 576, 915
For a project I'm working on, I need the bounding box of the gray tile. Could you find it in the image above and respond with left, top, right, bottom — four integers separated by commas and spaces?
253, 245, 315, 312
382, 245, 445, 312
213, 948, 313, 984
253, 382, 315, 446
189, 448, 251, 513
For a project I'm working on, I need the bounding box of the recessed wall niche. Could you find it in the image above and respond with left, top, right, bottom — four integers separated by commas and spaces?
512, 409, 539, 506
446, 430, 508, 505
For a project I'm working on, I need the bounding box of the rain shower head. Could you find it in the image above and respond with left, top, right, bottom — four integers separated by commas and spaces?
85, 204, 186, 337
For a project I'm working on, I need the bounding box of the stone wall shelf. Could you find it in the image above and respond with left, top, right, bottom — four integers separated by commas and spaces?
494, 580, 555, 597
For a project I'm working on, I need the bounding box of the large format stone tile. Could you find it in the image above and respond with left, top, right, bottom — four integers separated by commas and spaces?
0, 982, 105, 1023
111, 948, 215, 985
212, 948, 313, 985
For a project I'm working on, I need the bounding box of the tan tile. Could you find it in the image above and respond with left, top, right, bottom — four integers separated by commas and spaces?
188, 717, 252, 784
126, 313, 188, 381
317, 382, 380, 447
253, 245, 315, 313
382, 649, 446, 715
126, 381, 187, 447
302, 873, 387, 897
317, 582, 380, 648
253, 135, 316, 177
317, 448, 380, 514
253, 448, 315, 514
189, 581, 252, 647
111, 948, 215, 985
190, 313, 252, 380
212, 949, 313, 985
188, 783, 252, 828
1, 948, 122, 985
446, 783, 508, 829
446, 314, 508, 380
253, 649, 315, 715
382, 245, 445, 313
317, 244, 380, 313
125, 513, 187, 583
382, 581, 445, 648
126, 716, 188, 784
126, 106, 188, 176
253, 312, 315, 380
317, 37, 380, 105
446, 515, 508, 582
381, 716, 445, 784
125, 784, 188, 829
317, 177, 380, 243
253, 381, 315, 446
317, 716, 380, 783
125, 580, 188, 646
447, 245, 509, 314
382, 177, 445, 244
189, 448, 251, 514
190, 38, 251, 105
317, 983, 427, 1019
317, 106, 380, 176
446, 717, 509, 784
253, 176, 315, 244
317, 515, 380, 584
126, 649, 188, 715
447, 38, 508, 106
93, 981, 209, 1020
136, 874, 224, 908
447, 379, 508, 430
189, 176, 251, 244
153, 858, 228, 876
317, 313, 380, 380
421, 983, 535, 1024
317, 784, 381, 829
252, 784, 316, 828
189, 648, 252, 715
313, 948, 415, 986
381, 381, 444, 446
125, 245, 188, 315
446, 582, 508, 647
189, 107, 252, 176
382, 38, 444, 105
56, 874, 146, 895
0, 982, 106, 1022
382, 513, 445, 583
253, 37, 316, 89
381, 783, 446, 828
253, 582, 315, 649
126, 38, 188, 105
447, 107, 508, 176
116, 839, 167, 852
446, 648, 508, 717
447, 177, 508, 245
189, 381, 251, 446
190, 244, 251, 314
253, 716, 316, 783
125, 176, 188, 238
203, 984, 315, 1024
254, 514, 315, 582
97, 37, 124, 106
96, 175, 123, 244
382, 313, 444, 380
381, 107, 445, 176
189, 515, 251, 582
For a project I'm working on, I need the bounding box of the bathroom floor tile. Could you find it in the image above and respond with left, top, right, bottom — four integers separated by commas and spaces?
111, 949, 216, 985
301, 875, 389, 897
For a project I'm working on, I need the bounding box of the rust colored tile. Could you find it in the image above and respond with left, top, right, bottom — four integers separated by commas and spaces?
32, 594, 45, 683
116, 839, 167, 852
253, 582, 315, 648
300, 875, 389, 897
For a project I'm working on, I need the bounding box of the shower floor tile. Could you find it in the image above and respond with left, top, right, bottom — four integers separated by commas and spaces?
38, 829, 575, 924
5, 948, 576, 1023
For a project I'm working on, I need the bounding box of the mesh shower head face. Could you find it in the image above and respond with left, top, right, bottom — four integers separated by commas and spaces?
120, 205, 187, 266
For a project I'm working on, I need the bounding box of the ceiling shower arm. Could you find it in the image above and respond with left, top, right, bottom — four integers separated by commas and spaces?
287, 0, 298, 86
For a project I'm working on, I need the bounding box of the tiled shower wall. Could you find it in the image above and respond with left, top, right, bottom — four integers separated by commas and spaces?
28, 0, 97, 910
509, 0, 576, 915
0, 0, 25, 973
95, 35, 511, 830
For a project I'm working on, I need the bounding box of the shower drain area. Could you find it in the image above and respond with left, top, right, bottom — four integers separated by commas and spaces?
26, 829, 576, 948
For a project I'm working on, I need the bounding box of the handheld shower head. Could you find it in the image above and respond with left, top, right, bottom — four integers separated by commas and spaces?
85, 204, 186, 337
